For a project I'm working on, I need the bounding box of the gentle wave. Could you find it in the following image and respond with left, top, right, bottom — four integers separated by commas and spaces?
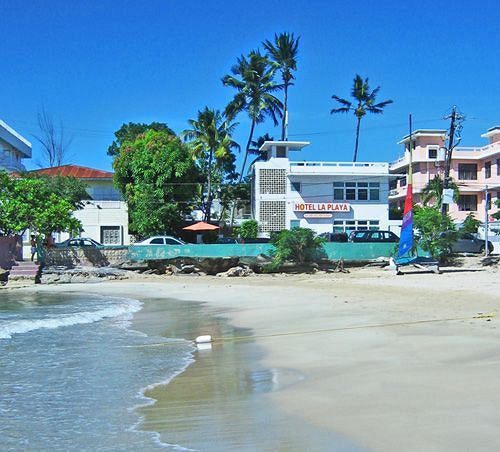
0, 298, 143, 339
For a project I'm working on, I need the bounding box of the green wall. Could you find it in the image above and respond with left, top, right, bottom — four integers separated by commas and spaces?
128, 242, 395, 261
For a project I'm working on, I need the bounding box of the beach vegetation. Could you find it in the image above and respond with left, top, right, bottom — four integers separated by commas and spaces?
263, 32, 300, 140
267, 227, 325, 270
112, 129, 200, 237
493, 199, 500, 220
237, 219, 258, 239
460, 213, 481, 234
421, 175, 459, 206
107, 122, 175, 157
222, 50, 283, 183
182, 107, 239, 222
0, 171, 81, 237
413, 205, 458, 260
331, 75, 393, 162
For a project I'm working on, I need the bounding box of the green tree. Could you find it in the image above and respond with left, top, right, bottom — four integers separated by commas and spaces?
222, 50, 283, 182
263, 32, 300, 140
421, 174, 459, 206
413, 206, 458, 261
113, 129, 200, 237
26, 174, 89, 209
0, 171, 81, 237
182, 107, 239, 221
248, 133, 274, 166
107, 122, 175, 157
460, 212, 481, 234
493, 199, 500, 220
331, 75, 393, 162
268, 227, 325, 269
238, 219, 258, 239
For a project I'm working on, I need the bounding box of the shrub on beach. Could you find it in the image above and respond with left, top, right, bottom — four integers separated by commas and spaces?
266, 227, 325, 270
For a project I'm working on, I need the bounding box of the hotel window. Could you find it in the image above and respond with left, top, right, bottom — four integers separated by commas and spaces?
333, 219, 380, 233
389, 179, 397, 190
291, 181, 301, 192
399, 176, 407, 187
485, 161, 491, 179
497, 159, 500, 176
332, 182, 380, 201
428, 147, 438, 159
458, 195, 477, 211
458, 163, 477, 180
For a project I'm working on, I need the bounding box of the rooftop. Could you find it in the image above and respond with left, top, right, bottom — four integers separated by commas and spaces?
0, 120, 32, 158
259, 140, 310, 151
397, 129, 447, 144
31, 164, 114, 179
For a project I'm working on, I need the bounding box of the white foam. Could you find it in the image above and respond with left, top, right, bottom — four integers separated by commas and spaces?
0, 298, 143, 339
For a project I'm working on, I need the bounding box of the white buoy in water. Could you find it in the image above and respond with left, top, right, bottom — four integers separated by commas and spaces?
195, 335, 212, 344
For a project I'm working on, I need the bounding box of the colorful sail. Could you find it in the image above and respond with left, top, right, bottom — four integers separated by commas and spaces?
397, 183, 413, 257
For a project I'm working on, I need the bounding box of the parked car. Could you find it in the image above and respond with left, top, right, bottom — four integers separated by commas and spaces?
451, 233, 493, 254
317, 232, 349, 242
348, 230, 399, 243
56, 237, 103, 248
215, 237, 242, 244
134, 236, 186, 246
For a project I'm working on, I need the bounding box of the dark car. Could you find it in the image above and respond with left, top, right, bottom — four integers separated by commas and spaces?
317, 232, 349, 242
349, 230, 399, 243
451, 233, 494, 254
56, 237, 103, 248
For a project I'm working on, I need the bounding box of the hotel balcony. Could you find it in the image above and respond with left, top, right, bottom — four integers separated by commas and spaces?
289, 161, 388, 176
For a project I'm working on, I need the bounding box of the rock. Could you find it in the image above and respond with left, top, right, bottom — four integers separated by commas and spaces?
40, 266, 130, 284
216, 266, 254, 277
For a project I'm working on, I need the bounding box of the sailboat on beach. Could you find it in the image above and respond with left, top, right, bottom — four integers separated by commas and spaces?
393, 115, 441, 274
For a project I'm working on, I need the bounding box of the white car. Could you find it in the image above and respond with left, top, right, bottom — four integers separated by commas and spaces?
134, 236, 186, 246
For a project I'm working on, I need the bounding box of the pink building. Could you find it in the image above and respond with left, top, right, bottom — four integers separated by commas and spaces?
389, 126, 500, 223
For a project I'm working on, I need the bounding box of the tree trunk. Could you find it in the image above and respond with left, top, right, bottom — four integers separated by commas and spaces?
231, 120, 256, 227
204, 148, 214, 222
353, 116, 361, 162
281, 83, 288, 141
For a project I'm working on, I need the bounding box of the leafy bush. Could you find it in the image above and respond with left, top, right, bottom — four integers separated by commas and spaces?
267, 228, 325, 269
238, 219, 258, 239
460, 213, 481, 234
413, 206, 458, 260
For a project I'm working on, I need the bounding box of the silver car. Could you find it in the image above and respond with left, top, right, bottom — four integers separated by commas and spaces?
452, 233, 493, 254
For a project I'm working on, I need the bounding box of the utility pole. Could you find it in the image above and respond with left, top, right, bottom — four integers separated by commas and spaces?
485, 185, 489, 256
441, 106, 465, 215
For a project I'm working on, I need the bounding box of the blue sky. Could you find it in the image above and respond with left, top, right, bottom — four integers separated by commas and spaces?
1, 0, 499, 172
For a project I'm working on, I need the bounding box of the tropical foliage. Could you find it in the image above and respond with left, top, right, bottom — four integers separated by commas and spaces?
113, 130, 200, 237
413, 206, 458, 260
331, 74, 393, 162
263, 32, 300, 140
222, 50, 283, 182
183, 107, 239, 221
460, 212, 481, 234
0, 171, 81, 237
268, 227, 325, 269
237, 219, 258, 239
421, 174, 459, 206
107, 122, 175, 157
493, 199, 500, 220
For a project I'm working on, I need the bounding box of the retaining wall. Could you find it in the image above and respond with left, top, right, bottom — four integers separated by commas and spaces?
0, 236, 22, 269
128, 242, 396, 262
43, 247, 129, 267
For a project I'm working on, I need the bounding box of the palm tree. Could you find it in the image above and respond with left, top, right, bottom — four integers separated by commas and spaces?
182, 107, 239, 221
263, 32, 300, 140
222, 50, 283, 183
248, 133, 275, 165
331, 75, 393, 162
421, 174, 459, 207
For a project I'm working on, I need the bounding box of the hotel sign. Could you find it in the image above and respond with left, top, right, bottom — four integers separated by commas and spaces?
294, 202, 350, 212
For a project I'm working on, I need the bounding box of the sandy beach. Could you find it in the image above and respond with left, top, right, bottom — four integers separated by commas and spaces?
8, 263, 500, 451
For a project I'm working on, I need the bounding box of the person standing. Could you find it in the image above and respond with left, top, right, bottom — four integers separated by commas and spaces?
30, 235, 37, 262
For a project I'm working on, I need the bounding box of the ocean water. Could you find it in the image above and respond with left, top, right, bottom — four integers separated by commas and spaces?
0, 292, 194, 451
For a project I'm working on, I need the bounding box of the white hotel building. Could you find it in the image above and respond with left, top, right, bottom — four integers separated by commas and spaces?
251, 141, 393, 237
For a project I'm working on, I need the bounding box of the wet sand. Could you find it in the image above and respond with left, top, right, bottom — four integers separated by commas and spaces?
14, 265, 500, 451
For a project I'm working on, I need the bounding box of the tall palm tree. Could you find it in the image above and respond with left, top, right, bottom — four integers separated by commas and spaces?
263, 32, 300, 140
331, 75, 393, 162
222, 50, 283, 183
182, 107, 239, 221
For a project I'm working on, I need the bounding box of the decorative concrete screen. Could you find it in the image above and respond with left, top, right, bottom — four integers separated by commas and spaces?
259, 201, 286, 233
259, 169, 286, 194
